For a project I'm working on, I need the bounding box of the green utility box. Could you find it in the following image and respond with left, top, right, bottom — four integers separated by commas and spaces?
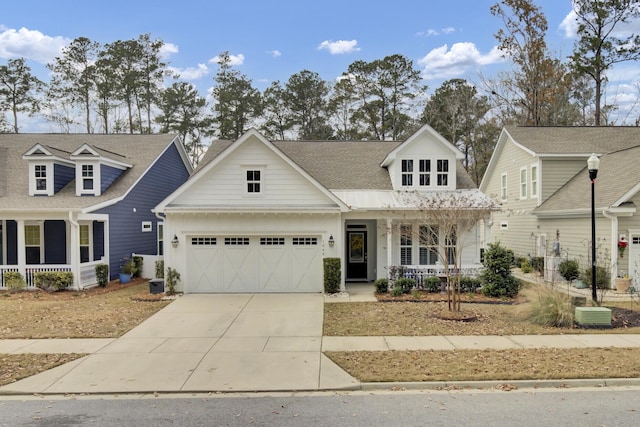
575, 307, 612, 327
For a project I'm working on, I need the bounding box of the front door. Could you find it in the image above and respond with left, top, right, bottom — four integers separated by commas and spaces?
346, 230, 367, 280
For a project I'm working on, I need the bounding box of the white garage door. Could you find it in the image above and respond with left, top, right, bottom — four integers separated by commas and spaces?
186, 235, 323, 293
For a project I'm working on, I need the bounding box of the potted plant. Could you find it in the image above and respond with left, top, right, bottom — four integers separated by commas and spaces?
119, 257, 136, 284
615, 272, 632, 293
618, 237, 628, 258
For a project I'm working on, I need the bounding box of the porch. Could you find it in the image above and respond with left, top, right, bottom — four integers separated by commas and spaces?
0, 261, 105, 290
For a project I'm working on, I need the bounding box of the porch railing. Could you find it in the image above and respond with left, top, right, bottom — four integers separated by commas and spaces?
388, 264, 484, 286
1, 261, 103, 290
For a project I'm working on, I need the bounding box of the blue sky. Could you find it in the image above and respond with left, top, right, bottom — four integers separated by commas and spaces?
1, 0, 639, 131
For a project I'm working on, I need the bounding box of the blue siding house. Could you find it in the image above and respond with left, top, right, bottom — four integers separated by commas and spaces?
0, 134, 192, 289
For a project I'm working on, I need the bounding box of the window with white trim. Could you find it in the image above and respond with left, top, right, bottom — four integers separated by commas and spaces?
419, 225, 438, 265
260, 237, 285, 245
436, 160, 449, 186
530, 164, 538, 198
191, 237, 216, 245
25, 224, 41, 264
501, 173, 507, 201
400, 224, 412, 265
401, 160, 413, 186
35, 165, 47, 191
246, 170, 261, 193
292, 237, 318, 245
141, 221, 152, 232
79, 224, 90, 263
445, 228, 456, 265
158, 223, 164, 255
419, 159, 431, 186
225, 237, 250, 245
82, 164, 94, 190
520, 167, 527, 199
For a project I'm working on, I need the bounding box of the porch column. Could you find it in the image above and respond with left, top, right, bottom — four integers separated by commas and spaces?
386, 218, 393, 275
68, 213, 80, 290
607, 212, 618, 287
16, 220, 25, 277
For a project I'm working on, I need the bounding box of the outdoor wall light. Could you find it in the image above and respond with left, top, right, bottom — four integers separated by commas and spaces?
328, 235, 335, 247
171, 234, 179, 248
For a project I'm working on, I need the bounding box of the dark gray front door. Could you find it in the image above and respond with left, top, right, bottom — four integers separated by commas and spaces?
346, 230, 367, 280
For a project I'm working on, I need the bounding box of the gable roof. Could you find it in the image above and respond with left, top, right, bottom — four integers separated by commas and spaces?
0, 133, 187, 212
536, 144, 640, 213
480, 126, 640, 192
380, 124, 464, 167
196, 134, 477, 191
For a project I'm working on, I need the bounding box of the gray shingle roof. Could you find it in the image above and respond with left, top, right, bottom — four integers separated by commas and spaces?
505, 126, 640, 154
197, 138, 477, 190
0, 134, 178, 212
536, 144, 640, 211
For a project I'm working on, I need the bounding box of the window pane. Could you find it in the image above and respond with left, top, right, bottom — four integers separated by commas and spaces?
79, 225, 89, 245
25, 225, 40, 246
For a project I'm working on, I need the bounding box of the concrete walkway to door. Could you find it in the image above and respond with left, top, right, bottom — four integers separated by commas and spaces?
0, 294, 358, 394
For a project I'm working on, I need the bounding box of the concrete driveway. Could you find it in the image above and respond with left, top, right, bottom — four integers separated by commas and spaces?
2, 294, 358, 394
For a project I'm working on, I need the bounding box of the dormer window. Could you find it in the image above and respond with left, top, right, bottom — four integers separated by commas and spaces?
437, 160, 449, 186
419, 160, 431, 186
35, 165, 47, 191
82, 165, 94, 190
401, 160, 413, 186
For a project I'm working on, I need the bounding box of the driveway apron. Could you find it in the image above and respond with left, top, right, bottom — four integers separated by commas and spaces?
1, 294, 358, 394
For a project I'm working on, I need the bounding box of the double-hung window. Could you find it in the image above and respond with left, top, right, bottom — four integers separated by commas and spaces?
401, 160, 413, 186
437, 160, 449, 186
419, 160, 431, 186
35, 165, 47, 191
25, 224, 41, 264
400, 224, 413, 265
419, 225, 438, 265
247, 170, 261, 193
530, 164, 538, 198
79, 224, 90, 263
520, 167, 527, 199
82, 165, 94, 190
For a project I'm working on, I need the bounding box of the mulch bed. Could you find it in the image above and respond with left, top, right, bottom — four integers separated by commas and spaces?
1, 277, 155, 301
375, 290, 521, 304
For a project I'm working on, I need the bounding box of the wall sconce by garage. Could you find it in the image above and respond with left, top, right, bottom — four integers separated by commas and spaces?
328, 235, 335, 248
171, 234, 179, 248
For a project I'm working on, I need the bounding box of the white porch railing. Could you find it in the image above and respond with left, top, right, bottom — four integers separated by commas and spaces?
388, 264, 484, 286
0, 261, 104, 290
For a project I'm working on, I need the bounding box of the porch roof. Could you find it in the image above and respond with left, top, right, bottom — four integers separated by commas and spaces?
332, 189, 496, 211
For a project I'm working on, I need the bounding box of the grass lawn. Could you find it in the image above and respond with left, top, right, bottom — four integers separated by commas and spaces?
323, 286, 640, 383
0, 280, 170, 387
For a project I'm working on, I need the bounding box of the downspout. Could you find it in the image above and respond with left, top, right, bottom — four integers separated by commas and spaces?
68, 212, 80, 290
602, 209, 617, 288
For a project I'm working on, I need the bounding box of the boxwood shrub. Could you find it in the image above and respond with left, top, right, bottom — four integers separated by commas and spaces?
323, 258, 341, 294
34, 271, 74, 292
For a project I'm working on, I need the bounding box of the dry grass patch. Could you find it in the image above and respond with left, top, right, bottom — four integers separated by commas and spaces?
324, 300, 640, 336
0, 280, 171, 339
326, 347, 640, 382
0, 354, 86, 387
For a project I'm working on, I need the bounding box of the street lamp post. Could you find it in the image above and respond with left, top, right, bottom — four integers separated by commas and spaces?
588, 154, 600, 303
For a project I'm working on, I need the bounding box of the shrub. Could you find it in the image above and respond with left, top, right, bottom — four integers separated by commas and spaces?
132, 256, 143, 278
531, 257, 544, 274
581, 266, 610, 289
459, 276, 482, 293
323, 258, 341, 294
374, 278, 389, 293
520, 287, 573, 327
558, 259, 580, 281
34, 271, 74, 292
155, 259, 164, 278
481, 242, 522, 298
3, 272, 26, 292
95, 264, 109, 287
391, 287, 404, 297
120, 257, 137, 275
423, 276, 442, 293
165, 267, 181, 295
394, 278, 416, 294
520, 259, 533, 273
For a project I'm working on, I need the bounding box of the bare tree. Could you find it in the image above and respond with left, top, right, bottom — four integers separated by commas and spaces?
396, 191, 495, 312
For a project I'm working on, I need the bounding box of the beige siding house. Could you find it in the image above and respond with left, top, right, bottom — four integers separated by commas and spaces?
480, 126, 640, 287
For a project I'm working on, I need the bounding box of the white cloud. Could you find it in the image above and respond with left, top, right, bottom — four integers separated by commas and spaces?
267, 49, 281, 58
560, 10, 579, 38
317, 40, 360, 54
418, 42, 504, 79
442, 27, 456, 34
159, 42, 179, 59
0, 27, 69, 63
208, 53, 245, 66
418, 27, 456, 37
168, 63, 209, 80
560, 8, 640, 39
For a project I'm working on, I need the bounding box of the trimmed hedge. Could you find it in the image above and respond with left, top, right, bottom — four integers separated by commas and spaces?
95, 264, 109, 287
394, 278, 416, 294
34, 271, 74, 292
423, 276, 442, 293
323, 258, 341, 294
374, 278, 389, 293
3, 271, 26, 292
132, 256, 144, 278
